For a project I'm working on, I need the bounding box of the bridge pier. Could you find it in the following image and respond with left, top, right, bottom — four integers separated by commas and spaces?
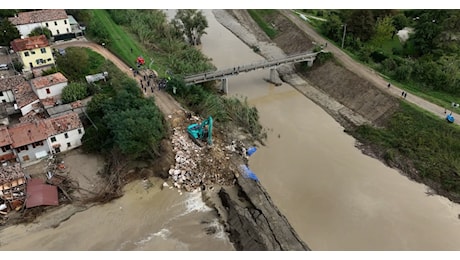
221, 78, 228, 94
269, 67, 282, 86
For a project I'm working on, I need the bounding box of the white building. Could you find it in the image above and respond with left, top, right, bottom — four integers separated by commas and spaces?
8, 9, 71, 37
30, 72, 68, 108
45, 112, 84, 154
12, 81, 41, 116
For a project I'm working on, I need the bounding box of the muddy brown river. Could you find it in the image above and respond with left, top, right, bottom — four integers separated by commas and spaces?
1, 10, 460, 251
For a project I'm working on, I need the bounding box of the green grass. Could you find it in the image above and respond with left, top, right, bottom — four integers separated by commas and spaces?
90, 10, 163, 73
247, 10, 278, 39
380, 37, 403, 55
353, 101, 460, 201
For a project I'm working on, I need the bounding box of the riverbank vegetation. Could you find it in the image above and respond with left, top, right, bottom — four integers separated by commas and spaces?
297, 9, 460, 110
248, 10, 279, 39
82, 9, 267, 143
352, 102, 460, 202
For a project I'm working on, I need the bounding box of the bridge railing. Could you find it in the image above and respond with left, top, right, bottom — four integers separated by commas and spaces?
184, 50, 325, 84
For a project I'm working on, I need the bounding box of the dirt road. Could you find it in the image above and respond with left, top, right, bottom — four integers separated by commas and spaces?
53, 39, 183, 116
281, 10, 460, 124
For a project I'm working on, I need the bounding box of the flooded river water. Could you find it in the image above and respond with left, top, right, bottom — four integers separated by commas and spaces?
1, 9, 460, 251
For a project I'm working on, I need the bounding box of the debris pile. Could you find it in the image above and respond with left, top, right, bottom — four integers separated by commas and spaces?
0, 163, 27, 221
166, 112, 250, 194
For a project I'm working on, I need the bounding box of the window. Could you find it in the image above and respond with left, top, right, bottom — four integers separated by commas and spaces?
24, 52, 29, 57
64, 20, 67, 24
54, 21, 57, 26
56, 29, 60, 34
2, 100, 5, 103
23, 155, 30, 161
40, 48, 46, 54
46, 88, 50, 94
66, 28, 70, 33
17, 145, 29, 152
45, 22, 49, 27
55, 147, 60, 153
1, 145, 10, 153
78, 129, 82, 134
64, 133, 69, 138
31, 51, 35, 55
32, 141, 43, 148
67, 142, 71, 148
0, 92, 3, 96
36, 59, 45, 65
51, 136, 56, 142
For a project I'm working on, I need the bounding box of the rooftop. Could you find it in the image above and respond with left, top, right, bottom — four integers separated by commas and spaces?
46, 112, 83, 136
31, 72, 68, 89
12, 81, 39, 108
11, 35, 49, 52
9, 9, 68, 26
0, 75, 26, 92
8, 120, 51, 148
0, 125, 12, 147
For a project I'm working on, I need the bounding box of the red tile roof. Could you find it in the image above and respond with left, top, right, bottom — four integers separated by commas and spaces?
11, 35, 49, 52
0, 125, 12, 147
12, 81, 39, 108
46, 112, 83, 136
31, 72, 67, 89
9, 9, 68, 25
0, 75, 26, 92
26, 178, 59, 208
8, 120, 51, 148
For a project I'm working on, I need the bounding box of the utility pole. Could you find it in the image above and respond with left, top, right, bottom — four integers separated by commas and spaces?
341, 24, 347, 49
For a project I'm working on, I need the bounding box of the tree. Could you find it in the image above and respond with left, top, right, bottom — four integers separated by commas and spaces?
0, 18, 20, 46
55, 47, 90, 81
371, 16, 395, 47
392, 12, 409, 31
173, 9, 208, 45
61, 82, 89, 103
345, 10, 375, 42
28, 26, 52, 39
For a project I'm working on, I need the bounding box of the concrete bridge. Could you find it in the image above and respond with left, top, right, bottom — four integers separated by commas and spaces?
183, 50, 326, 93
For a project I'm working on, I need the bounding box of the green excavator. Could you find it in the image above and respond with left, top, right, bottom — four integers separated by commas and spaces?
187, 116, 213, 146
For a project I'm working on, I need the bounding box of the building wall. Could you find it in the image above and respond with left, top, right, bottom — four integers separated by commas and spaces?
41, 19, 71, 36
0, 90, 15, 103
14, 141, 49, 163
16, 19, 71, 37
47, 127, 85, 154
16, 23, 42, 37
35, 82, 67, 99
20, 99, 40, 116
19, 46, 54, 72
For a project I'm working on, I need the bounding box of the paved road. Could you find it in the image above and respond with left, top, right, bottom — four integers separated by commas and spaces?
281, 10, 460, 125
53, 39, 183, 116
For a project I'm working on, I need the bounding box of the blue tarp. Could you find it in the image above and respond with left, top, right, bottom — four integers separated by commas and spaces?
240, 165, 259, 181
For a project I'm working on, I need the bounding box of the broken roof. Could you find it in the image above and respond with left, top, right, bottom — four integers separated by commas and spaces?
8, 120, 51, 148
46, 112, 83, 136
11, 35, 49, 52
26, 178, 59, 208
31, 72, 68, 89
0, 125, 12, 147
9, 9, 68, 25
0, 75, 26, 92
0, 163, 24, 186
12, 81, 40, 108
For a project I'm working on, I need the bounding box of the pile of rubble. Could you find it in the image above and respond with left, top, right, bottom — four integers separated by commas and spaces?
166, 118, 249, 194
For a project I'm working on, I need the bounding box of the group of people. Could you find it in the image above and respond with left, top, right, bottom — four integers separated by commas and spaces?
387, 82, 408, 99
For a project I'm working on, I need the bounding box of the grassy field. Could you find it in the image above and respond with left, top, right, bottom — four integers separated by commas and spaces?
89, 10, 166, 75
247, 10, 278, 39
